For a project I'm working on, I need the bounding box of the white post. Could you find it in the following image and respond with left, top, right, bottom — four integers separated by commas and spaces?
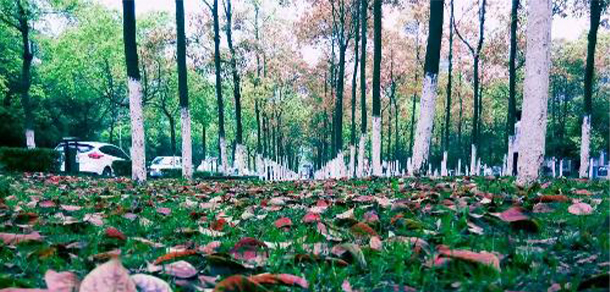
552, 157, 556, 178
559, 159, 564, 177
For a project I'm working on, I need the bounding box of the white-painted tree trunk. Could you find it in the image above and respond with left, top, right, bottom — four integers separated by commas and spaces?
517, 0, 552, 185
559, 159, 564, 177
234, 143, 247, 175
357, 135, 366, 177
219, 137, 228, 175
552, 157, 556, 178
412, 74, 439, 174
127, 78, 146, 182
579, 115, 591, 178
506, 136, 514, 176
457, 159, 461, 176
181, 107, 193, 179
407, 157, 413, 176
441, 151, 448, 176
470, 144, 477, 176
349, 145, 355, 177
371, 116, 382, 176
25, 129, 35, 149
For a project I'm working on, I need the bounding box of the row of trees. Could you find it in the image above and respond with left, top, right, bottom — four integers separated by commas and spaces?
1, 0, 608, 183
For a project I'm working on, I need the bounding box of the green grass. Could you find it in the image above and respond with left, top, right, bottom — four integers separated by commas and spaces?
0, 174, 608, 291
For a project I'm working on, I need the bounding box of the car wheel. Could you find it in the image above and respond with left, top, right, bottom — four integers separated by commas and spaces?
102, 167, 112, 177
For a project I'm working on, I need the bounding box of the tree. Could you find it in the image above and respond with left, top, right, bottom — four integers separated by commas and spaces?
224, 0, 246, 174
507, 0, 519, 139
349, 0, 360, 177
0, 0, 39, 148
411, 0, 445, 173
517, 0, 551, 185
442, 0, 455, 155
371, 0, 382, 176
454, 0, 487, 173
175, 0, 192, 179
122, 0, 146, 182
203, 0, 228, 174
357, 0, 368, 177
579, 0, 603, 178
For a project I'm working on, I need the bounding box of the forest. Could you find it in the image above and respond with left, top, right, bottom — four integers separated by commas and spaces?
1, 0, 608, 183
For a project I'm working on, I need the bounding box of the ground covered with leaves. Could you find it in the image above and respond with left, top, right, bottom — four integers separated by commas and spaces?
0, 173, 608, 292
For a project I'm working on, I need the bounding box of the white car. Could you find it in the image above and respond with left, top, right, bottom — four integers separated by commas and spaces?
149, 156, 182, 177
55, 141, 130, 176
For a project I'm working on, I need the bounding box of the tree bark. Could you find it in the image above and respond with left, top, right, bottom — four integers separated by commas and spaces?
371, 0, 382, 176
225, 0, 245, 174
15, 1, 35, 149
202, 125, 207, 159
350, 2, 360, 177
409, 25, 421, 158
176, 0, 192, 179
442, 0, 454, 154
357, 0, 368, 177
517, 0, 551, 185
579, 0, 601, 178
412, 0, 444, 174
211, 0, 227, 174
507, 0, 519, 139
122, 0, 147, 182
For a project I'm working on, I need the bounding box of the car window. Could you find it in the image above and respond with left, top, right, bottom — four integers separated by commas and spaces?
100, 146, 128, 159
55, 143, 93, 153
152, 157, 163, 165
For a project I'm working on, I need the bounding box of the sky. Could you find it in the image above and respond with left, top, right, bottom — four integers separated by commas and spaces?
94, 0, 589, 66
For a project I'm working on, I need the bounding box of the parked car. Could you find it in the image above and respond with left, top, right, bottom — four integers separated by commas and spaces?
54, 141, 129, 176
149, 156, 182, 177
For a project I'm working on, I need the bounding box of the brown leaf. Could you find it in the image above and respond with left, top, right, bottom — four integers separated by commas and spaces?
230, 237, 268, 266
572, 189, 593, 196
568, 202, 593, 215
80, 258, 137, 292
437, 245, 501, 271
302, 212, 321, 223
249, 273, 308, 289
498, 206, 529, 222
535, 195, 569, 203
211, 218, 228, 231
199, 241, 222, 254
213, 275, 267, 292
350, 222, 378, 238
369, 236, 383, 251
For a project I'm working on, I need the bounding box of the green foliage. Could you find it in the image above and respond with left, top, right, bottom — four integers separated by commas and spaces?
111, 160, 131, 177
0, 147, 59, 172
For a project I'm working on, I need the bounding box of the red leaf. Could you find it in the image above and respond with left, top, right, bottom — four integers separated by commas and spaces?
105, 227, 127, 241
363, 211, 379, 223
573, 189, 592, 196
157, 207, 172, 216
199, 241, 222, 254
369, 236, 383, 251
154, 250, 198, 265
230, 238, 268, 266
274, 217, 292, 229
302, 212, 321, 223
211, 218, 228, 231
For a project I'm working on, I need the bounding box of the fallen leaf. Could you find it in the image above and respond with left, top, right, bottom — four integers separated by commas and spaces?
44, 270, 80, 292
154, 250, 198, 265
199, 241, 222, 254
535, 195, 569, 203
350, 222, 378, 238
498, 206, 529, 222
131, 274, 172, 292
437, 245, 501, 271
249, 273, 308, 289
156, 207, 172, 216
0, 231, 43, 245
274, 217, 292, 229
162, 260, 198, 278
568, 202, 593, 215
80, 258, 136, 292
369, 236, 383, 251
105, 227, 127, 241
302, 212, 321, 223
213, 275, 267, 291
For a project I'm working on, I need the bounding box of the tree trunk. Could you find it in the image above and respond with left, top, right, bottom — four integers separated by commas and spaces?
122, 0, 146, 182
442, 0, 454, 154
411, 0, 444, 174
517, 0, 551, 185
579, 0, 601, 178
507, 0, 519, 140
212, 0, 227, 174
202, 125, 207, 159
169, 115, 177, 156
357, 0, 368, 177
409, 27, 421, 158
16, 2, 35, 149
334, 44, 346, 155
371, 0, 382, 176
350, 3, 360, 177
256, 100, 261, 154
225, 0, 245, 174
176, 0, 192, 179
